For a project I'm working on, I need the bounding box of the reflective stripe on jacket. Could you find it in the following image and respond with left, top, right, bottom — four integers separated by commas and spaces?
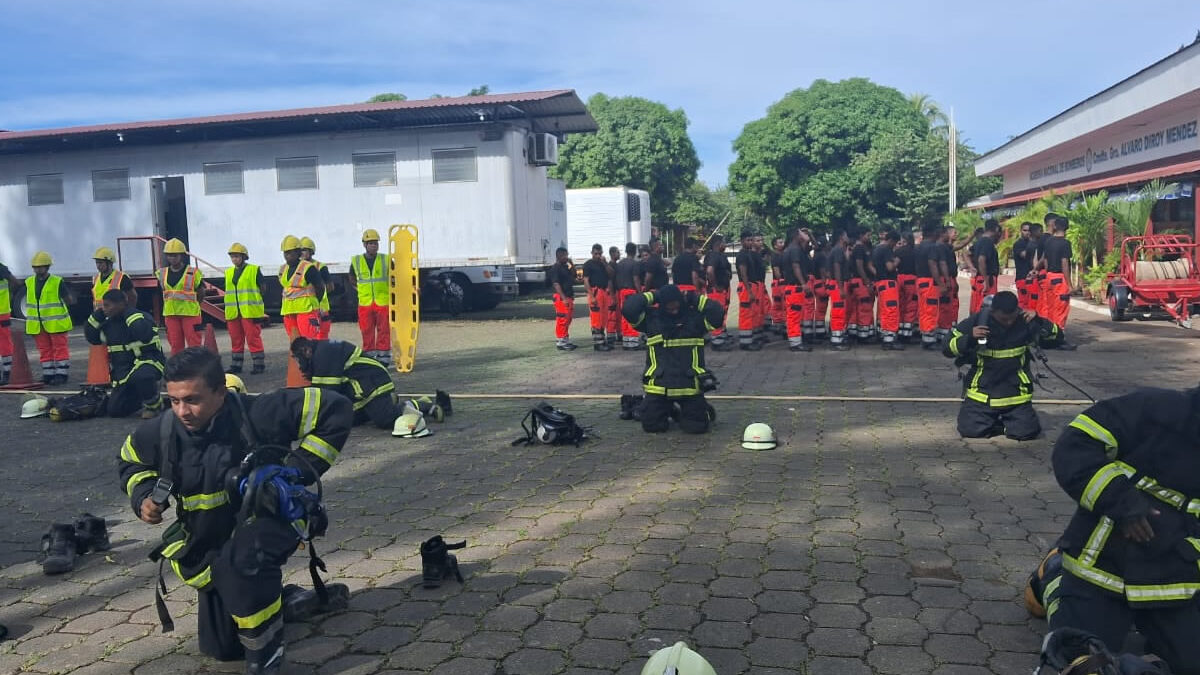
224, 264, 265, 319
25, 275, 72, 334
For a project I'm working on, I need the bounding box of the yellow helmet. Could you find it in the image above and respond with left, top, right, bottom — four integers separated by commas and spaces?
31, 251, 52, 267
641, 642, 718, 675
280, 235, 302, 252
93, 247, 116, 262
299, 236, 316, 252
362, 229, 381, 243
225, 373, 247, 394
228, 242, 249, 256
163, 238, 188, 254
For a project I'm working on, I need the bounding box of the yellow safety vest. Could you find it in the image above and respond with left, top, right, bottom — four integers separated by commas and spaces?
314, 260, 331, 313
92, 270, 129, 309
351, 254, 390, 307
223, 264, 265, 320
25, 275, 72, 334
156, 267, 202, 317
278, 261, 318, 316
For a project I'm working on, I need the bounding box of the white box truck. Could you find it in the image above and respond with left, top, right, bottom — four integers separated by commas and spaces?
565, 187, 651, 262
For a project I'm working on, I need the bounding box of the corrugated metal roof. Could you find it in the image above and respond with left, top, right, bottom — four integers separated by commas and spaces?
0, 90, 597, 155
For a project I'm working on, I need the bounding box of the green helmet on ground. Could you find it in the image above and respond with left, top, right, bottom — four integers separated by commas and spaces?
641, 641, 718, 675
741, 422, 776, 450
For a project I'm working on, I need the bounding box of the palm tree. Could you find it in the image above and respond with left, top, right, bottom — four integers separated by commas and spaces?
1110, 179, 1175, 237
909, 92, 949, 139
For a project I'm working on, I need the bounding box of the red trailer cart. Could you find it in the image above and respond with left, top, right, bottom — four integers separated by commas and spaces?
1106, 234, 1200, 327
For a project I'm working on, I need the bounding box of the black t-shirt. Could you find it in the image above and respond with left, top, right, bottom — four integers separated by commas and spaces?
915, 241, 937, 278
1043, 237, 1073, 273
813, 249, 830, 279
614, 258, 639, 290
782, 245, 812, 285
770, 251, 788, 276
850, 243, 871, 280
871, 244, 897, 281
581, 258, 610, 288
937, 242, 957, 276
735, 250, 757, 284
639, 254, 669, 290
1037, 233, 1051, 262
704, 251, 732, 289
750, 250, 767, 282
283, 263, 321, 287
549, 261, 575, 297
230, 266, 263, 287
896, 245, 916, 276
1013, 238, 1032, 278
829, 245, 848, 281
974, 236, 1000, 277
672, 252, 701, 287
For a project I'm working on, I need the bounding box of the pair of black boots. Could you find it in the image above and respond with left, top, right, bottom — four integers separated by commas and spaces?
420, 536, 466, 589
40, 514, 109, 575
618, 394, 644, 421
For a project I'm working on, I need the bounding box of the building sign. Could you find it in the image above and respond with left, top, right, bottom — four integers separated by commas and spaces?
1006, 108, 1200, 193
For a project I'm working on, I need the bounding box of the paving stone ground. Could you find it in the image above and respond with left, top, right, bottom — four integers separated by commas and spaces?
1, 281, 1198, 674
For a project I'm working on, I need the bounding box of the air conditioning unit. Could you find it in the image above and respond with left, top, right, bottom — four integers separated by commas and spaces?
527, 133, 558, 166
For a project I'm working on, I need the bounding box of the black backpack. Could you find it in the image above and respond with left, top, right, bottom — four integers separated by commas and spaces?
513, 402, 588, 446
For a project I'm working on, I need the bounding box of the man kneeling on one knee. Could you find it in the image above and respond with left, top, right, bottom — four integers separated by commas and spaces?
621, 284, 724, 434
943, 290, 1059, 441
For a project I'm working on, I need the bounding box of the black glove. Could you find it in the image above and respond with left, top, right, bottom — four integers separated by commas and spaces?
91, 308, 106, 322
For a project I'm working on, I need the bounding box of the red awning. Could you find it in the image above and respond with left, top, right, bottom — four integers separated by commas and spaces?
970, 158, 1200, 209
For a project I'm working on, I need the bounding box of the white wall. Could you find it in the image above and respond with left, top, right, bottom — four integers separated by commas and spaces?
0, 125, 551, 278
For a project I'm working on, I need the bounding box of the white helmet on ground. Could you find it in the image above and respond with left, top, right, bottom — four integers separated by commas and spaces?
535, 420, 559, 444
742, 422, 776, 451
641, 641, 718, 675
392, 412, 432, 438
20, 396, 49, 419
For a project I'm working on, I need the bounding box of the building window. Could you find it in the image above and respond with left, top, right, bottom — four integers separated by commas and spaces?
92, 168, 131, 201
432, 148, 478, 183
204, 161, 244, 195
352, 152, 397, 187
276, 156, 319, 191
27, 174, 64, 206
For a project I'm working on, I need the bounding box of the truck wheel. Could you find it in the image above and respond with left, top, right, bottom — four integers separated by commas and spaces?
467, 288, 501, 311
1107, 285, 1130, 322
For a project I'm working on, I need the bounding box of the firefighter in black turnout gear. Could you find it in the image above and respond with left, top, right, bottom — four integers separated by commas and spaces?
117, 348, 352, 673
85, 289, 166, 418
290, 337, 399, 429
622, 284, 725, 434
942, 291, 1059, 440
1047, 385, 1200, 674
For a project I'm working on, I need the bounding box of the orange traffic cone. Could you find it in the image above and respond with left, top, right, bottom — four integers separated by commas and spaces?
286, 355, 310, 388
202, 323, 219, 355
3, 331, 43, 390
85, 345, 110, 386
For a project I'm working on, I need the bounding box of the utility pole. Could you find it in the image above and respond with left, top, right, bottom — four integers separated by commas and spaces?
948, 107, 958, 214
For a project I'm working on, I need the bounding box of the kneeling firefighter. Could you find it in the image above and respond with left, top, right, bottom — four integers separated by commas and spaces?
84, 288, 165, 418
291, 337, 402, 429
621, 284, 724, 433
117, 348, 353, 673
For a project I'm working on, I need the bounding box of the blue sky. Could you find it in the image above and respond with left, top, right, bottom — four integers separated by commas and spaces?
3, 1, 1199, 186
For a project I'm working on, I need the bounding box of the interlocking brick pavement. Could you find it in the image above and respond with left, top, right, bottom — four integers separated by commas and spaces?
0, 284, 1198, 673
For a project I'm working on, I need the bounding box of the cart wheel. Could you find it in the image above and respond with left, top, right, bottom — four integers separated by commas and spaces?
1107, 292, 1129, 322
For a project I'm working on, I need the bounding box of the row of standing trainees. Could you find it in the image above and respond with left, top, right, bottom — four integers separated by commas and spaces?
0, 229, 394, 387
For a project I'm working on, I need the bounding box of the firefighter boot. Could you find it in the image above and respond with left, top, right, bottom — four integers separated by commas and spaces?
74, 513, 110, 554
420, 536, 466, 589
281, 583, 351, 622
619, 394, 636, 420
435, 390, 453, 416
243, 631, 284, 675
40, 524, 78, 575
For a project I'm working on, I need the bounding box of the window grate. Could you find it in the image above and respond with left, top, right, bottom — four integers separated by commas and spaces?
432, 148, 478, 183
353, 152, 397, 187
204, 161, 244, 195
28, 174, 64, 206
92, 168, 131, 201
276, 156, 319, 191
627, 193, 641, 221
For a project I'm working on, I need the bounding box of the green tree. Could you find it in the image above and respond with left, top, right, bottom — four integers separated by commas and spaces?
729, 78, 929, 229
855, 128, 947, 228
1111, 179, 1175, 237
909, 92, 949, 139
367, 93, 407, 102
467, 85, 490, 96
553, 93, 700, 219
672, 181, 724, 230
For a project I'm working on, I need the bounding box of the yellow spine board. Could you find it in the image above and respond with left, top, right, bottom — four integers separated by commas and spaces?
388, 224, 419, 373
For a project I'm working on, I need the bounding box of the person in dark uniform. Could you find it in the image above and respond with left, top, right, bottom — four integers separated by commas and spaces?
749, 235, 771, 342
291, 337, 403, 428
605, 246, 622, 347
615, 242, 642, 350
895, 232, 918, 342
848, 228, 874, 342
1012, 222, 1036, 311
810, 236, 830, 342
870, 230, 903, 350
1041, 214, 1076, 349
672, 237, 703, 293
735, 230, 762, 351
827, 230, 851, 351
118, 348, 352, 673
970, 219, 1001, 314
622, 285, 724, 434
639, 238, 669, 292
548, 248, 577, 351
1045, 384, 1200, 674
915, 223, 943, 349
782, 228, 814, 352
769, 236, 788, 336
936, 227, 959, 342
581, 244, 615, 352
704, 235, 734, 351
943, 291, 1058, 439
85, 289, 165, 418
